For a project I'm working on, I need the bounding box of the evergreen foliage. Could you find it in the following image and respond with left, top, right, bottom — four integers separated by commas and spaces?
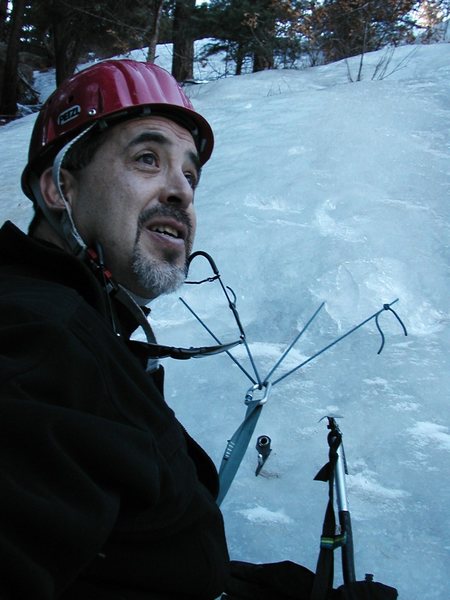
300, 0, 418, 64
202, 0, 303, 74
1, 0, 449, 117
23, 0, 170, 83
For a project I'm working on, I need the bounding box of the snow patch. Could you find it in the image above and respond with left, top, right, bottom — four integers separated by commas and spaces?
237, 505, 293, 525
408, 422, 450, 452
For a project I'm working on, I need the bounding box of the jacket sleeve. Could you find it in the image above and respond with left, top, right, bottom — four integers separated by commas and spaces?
0, 307, 164, 599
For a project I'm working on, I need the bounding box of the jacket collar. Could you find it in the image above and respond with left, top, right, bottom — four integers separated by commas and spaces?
0, 220, 109, 317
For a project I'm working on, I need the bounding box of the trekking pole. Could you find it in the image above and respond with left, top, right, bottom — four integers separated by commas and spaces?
313, 418, 399, 600
313, 418, 356, 600
327, 417, 356, 584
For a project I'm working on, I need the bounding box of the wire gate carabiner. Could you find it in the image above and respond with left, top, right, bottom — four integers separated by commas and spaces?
245, 381, 272, 406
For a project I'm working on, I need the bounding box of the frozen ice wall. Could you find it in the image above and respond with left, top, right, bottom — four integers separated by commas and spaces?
0, 42, 449, 599
154, 44, 450, 598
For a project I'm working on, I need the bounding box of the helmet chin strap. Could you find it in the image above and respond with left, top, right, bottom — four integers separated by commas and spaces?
32, 124, 155, 307
49, 125, 99, 256
30, 124, 98, 257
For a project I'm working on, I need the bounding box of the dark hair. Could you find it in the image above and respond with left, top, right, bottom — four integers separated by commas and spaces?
61, 125, 109, 172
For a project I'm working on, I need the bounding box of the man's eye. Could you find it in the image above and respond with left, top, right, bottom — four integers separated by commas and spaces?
138, 152, 157, 166
185, 171, 198, 189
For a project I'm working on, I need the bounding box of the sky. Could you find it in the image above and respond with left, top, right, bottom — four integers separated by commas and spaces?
1, 39, 449, 599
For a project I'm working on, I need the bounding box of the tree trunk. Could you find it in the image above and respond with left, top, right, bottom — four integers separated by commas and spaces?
146, 0, 165, 63
0, 0, 8, 42
172, 0, 196, 82
253, 50, 273, 72
52, 17, 82, 85
235, 43, 244, 76
0, 0, 26, 117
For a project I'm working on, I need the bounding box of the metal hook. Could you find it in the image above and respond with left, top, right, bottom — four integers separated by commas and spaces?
226, 285, 237, 306
375, 303, 408, 354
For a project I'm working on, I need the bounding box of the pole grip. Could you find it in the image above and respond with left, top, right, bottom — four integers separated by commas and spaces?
339, 510, 356, 584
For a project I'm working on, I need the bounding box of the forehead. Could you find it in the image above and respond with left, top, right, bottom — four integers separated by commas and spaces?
108, 115, 198, 154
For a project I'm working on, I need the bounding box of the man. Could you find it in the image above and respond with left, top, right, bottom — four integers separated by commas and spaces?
0, 60, 315, 599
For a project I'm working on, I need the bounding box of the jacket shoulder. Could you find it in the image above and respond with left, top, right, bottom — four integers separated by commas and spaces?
0, 271, 86, 321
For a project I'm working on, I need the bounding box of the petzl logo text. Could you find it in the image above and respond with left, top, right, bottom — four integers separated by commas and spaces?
57, 105, 81, 126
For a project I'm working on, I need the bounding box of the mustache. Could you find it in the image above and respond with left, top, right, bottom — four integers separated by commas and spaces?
137, 205, 193, 237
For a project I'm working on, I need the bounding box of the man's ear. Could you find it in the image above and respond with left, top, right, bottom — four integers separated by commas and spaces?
39, 167, 77, 212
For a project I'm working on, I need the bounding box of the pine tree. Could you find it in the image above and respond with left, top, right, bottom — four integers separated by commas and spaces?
302, 0, 417, 64
0, 0, 26, 117
0, 0, 8, 43
172, 0, 196, 81
23, 0, 169, 84
203, 0, 301, 74
417, 0, 450, 42
145, 0, 165, 62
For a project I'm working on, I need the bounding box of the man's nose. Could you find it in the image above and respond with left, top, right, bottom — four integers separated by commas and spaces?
161, 169, 194, 209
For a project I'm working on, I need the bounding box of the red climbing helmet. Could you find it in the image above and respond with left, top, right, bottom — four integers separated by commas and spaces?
22, 59, 214, 199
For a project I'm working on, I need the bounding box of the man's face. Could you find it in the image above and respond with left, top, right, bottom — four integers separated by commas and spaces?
69, 116, 200, 298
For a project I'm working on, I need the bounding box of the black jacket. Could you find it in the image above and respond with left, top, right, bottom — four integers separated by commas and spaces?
0, 221, 229, 600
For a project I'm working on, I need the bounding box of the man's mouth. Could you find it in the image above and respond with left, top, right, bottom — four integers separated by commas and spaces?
138, 207, 192, 256
142, 215, 189, 248
148, 224, 182, 239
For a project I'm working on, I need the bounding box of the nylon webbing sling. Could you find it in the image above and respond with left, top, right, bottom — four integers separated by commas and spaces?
217, 382, 271, 506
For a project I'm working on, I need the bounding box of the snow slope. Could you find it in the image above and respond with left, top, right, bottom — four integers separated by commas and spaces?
1, 41, 449, 599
